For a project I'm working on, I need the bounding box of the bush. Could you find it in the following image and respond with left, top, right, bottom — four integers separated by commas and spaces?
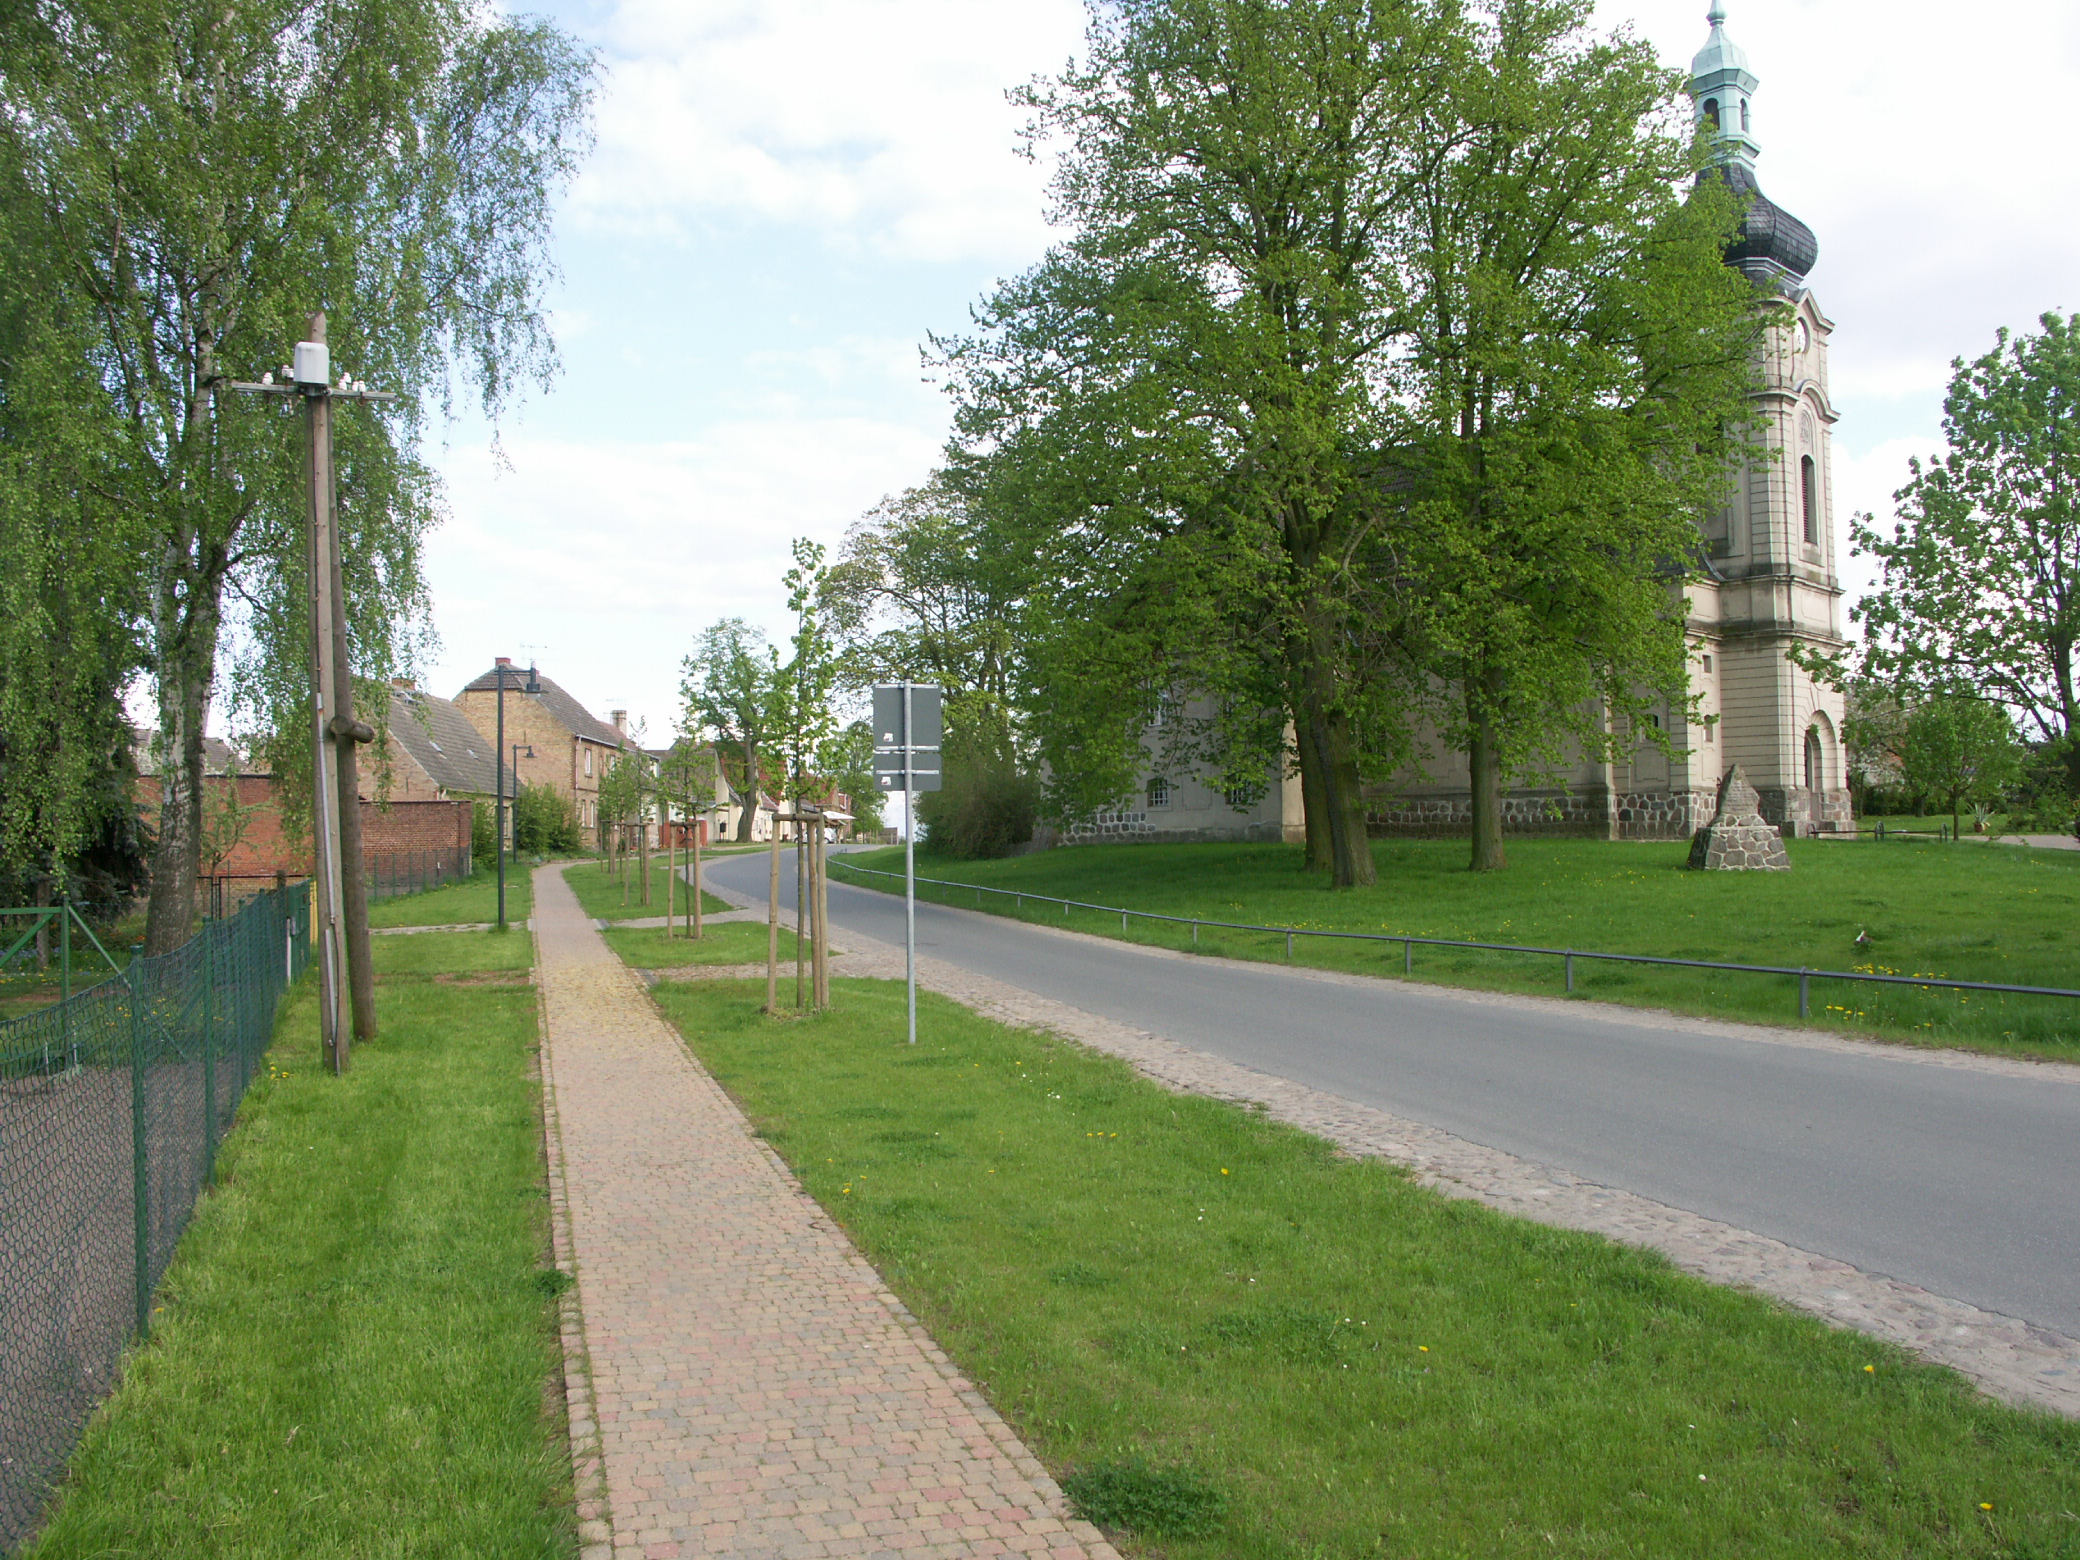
512, 783, 581, 856
916, 751, 1038, 859
470, 799, 498, 868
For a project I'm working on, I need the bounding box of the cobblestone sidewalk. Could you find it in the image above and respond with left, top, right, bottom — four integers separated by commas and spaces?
531, 865, 1117, 1560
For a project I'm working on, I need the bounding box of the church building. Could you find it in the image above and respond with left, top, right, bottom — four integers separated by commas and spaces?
1068, 3, 1853, 849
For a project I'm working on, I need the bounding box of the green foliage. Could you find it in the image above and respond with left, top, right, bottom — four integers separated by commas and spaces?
682, 620, 785, 840
511, 783, 580, 856
1900, 698, 2023, 836
939, 0, 1759, 883
471, 798, 498, 869
0, 0, 594, 948
817, 720, 885, 835
1851, 313, 2080, 789
916, 750, 1039, 860
780, 538, 839, 805
1060, 1460, 1226, 1539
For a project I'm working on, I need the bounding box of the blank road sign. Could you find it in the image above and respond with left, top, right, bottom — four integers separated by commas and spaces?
871, 684, 943, 752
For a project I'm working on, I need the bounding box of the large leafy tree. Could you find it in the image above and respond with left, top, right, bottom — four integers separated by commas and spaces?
942, 0, 1437, 887
0, 0, 593, 951
1899, 696, 2021, 838
1385, 0, 1759, 870
681, 620, 786, 842
1850, 313, 2080, 792
942, 0, 1755, 884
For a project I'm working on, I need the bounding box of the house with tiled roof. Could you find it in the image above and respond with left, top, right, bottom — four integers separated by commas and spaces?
375, 681, 516, 806
453, 659, 632, 848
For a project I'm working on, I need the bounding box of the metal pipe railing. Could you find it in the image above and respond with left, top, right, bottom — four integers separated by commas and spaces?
825, 859, 2080, 1017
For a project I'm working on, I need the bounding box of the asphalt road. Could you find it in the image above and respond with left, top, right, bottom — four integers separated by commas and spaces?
711, 849, 2080, 1340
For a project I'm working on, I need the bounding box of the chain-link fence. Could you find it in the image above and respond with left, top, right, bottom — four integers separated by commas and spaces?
364, 846, 472, 902
0, 883, 309, 1549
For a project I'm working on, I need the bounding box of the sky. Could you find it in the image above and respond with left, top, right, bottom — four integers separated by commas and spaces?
415, 0, 2080, 741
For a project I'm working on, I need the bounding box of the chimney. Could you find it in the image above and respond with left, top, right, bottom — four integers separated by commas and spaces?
611, 709, 628, 735
495, 656, 512, 667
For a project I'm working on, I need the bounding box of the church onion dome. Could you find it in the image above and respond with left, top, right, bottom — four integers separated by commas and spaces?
1688, 3, 1818, 290
1707, 160, 1819, 288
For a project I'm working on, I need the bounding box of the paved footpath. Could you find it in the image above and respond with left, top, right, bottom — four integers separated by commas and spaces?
531, 864, 1118, 1560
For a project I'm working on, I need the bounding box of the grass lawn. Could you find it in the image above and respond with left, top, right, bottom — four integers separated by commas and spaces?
560, 857, 730, 922
643, 975, 2080, 1559
371, 926, 534, 978
600, 921, 796, 968
22, 930, 568, 1556
366, 866, 534, 928
834, 839, 2080, 1060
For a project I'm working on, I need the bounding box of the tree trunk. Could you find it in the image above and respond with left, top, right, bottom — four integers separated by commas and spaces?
144, 584, 216, 954
1468, 689, 1507, 873
1292, 713, 1331, 872
1289, 639, 1375, 889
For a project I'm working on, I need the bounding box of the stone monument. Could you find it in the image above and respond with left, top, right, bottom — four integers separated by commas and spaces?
1688, 764, 1791, 871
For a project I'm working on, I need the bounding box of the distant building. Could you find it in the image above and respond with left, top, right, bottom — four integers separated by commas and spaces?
453, 659, 633, 849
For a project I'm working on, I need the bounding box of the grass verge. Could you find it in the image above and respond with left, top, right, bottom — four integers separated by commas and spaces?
21, 946, 568, 1558
601, 921, 796, 968
835, 839, 2080, 1060
371, 926, 534, 978
644, 974, 2079, 1559
367, 867, 533, 928
560, 858, 730, 922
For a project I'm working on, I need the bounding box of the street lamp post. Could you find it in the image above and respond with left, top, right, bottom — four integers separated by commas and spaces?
493, 661, 542, 932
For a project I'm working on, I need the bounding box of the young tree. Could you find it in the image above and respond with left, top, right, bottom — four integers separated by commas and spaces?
1900, 697, 2021, 838
0, 0, 594, 951
682, 620, 785, 841
1850, 314, 2080, 792
780, 539, 840, 808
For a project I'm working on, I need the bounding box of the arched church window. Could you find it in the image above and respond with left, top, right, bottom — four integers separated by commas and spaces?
1702, 97, 1720, 130
1805, 729, 1823, 794
1740, 100, 1750, 131
1801, 456, 1819, 545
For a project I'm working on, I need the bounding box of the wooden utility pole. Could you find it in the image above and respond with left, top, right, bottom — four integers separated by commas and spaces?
231, 315, 391, 1073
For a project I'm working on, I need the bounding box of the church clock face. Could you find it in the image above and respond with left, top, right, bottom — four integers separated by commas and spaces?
1793, 317, 1811, 354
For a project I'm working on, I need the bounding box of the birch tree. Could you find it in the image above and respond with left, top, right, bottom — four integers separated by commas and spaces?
0, 0, 593, 950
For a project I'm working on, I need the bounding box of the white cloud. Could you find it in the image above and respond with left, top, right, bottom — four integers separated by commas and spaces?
422, 415, 941, 732
572, 0, 1089, 262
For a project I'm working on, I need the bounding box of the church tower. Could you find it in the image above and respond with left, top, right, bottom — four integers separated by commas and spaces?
1688, 2, 1851, 834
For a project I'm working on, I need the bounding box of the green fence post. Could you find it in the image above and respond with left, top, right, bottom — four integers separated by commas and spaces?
130, 959, 151, 1338
60, 902, 72, 1067
202, 920, 217, 1184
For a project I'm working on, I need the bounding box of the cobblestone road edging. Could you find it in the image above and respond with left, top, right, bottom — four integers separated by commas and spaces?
699, 875, 2080, 1419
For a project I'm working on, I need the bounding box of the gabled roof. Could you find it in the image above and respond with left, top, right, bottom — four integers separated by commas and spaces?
131, 726, 243, 777
457, 665, 628, 749
388, 688, 515, 797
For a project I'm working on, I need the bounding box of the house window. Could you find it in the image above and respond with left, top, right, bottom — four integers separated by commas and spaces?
1801, 456, 1819, 545
1224, 782, 1254, 809
584, 748, 593, 778
1701, 654, 1713, 673
1705, 720, 1716, 744
1146, 777, 1170, 809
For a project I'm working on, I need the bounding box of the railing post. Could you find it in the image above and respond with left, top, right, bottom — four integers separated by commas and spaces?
129, 956, 151, 1339
1565, 951, 1574, 993
1192, 921, 1199, 946
1799, 968, 1810, 1020
1405, 938, 1413, 975
1285, 930, 1293, 959
1121, 910, 1127, 932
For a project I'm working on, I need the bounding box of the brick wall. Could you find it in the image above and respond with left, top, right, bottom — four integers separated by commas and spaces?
137, 775, 472, 876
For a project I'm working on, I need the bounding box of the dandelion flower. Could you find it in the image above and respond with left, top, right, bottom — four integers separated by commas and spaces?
1980, 1503, 1994, 1512
1220, 1168, 1229, 1175
1863, 1365, 1875, 1374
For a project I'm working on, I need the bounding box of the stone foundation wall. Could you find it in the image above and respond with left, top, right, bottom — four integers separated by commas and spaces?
1612, 788, 1718, 841
1756, 785, 1855, 837
1364, 788, 1617, 839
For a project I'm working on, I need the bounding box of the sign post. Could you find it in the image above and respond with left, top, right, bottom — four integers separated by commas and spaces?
872, 684, 941, 1045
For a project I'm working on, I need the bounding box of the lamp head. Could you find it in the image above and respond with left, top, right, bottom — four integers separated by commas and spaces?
524, 662, 541, 694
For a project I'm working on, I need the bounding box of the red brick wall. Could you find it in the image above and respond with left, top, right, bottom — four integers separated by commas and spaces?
137, 775, 471, 876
